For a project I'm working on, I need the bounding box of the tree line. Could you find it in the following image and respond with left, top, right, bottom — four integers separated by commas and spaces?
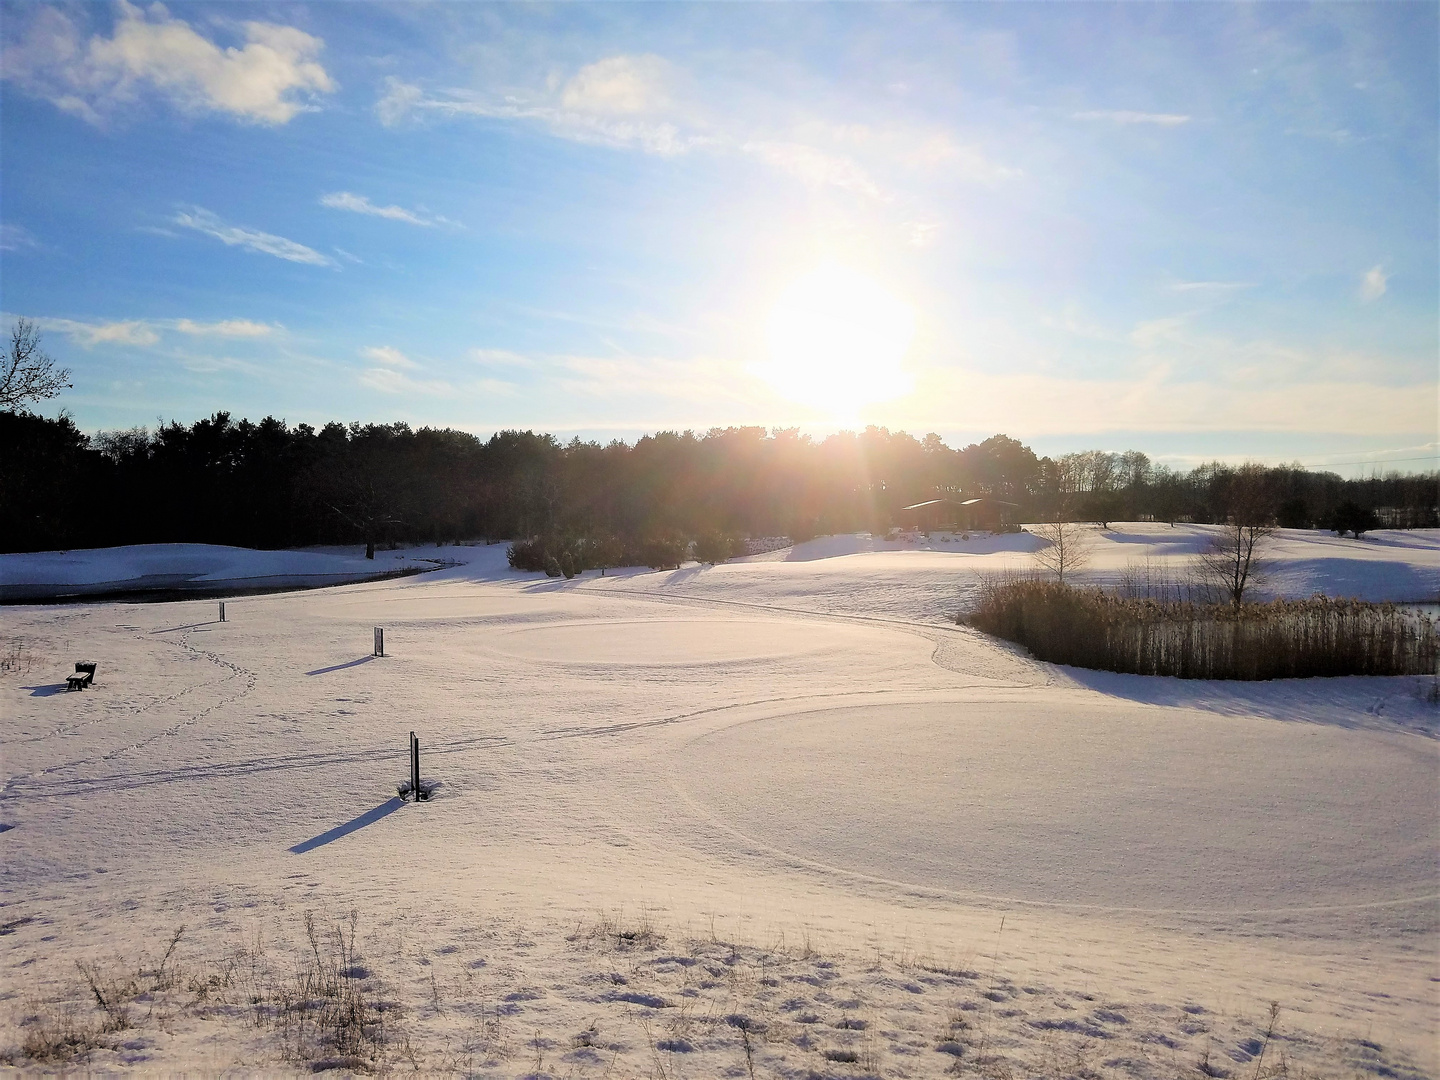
2, 408, 1434, 556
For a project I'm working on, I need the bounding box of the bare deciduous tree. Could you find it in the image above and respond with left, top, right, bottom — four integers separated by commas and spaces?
1033, 459, 1091, 584
1, 318, 71, 409
1032, 517, 1090, 584
1195, 464, 1274, 608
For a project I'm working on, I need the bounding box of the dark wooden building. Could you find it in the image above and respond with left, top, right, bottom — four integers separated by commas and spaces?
897, 497, 1019, 532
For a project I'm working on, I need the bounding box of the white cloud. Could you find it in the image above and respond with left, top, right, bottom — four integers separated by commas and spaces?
359, 367, 450, 395
375, 76, 423, 127
45, 317, 160, 347
321, 191, 434, 227
174, 318, 275, 337
560, 55, 669, 115
1, 1, 333, 125
22, 313, 279, 346
740, 141, 885, 201
372, 56, 1013, 196
178, 354, 263, 376
1073, 110, 1191, 126
1129, 316, 1188, 349
0, 224, 41, 251
360, 345, 419, 370
173, 207, 334, 266
470, 348, 535, 369
898, 131, 1021, 183
385, 87, 700, 157
1360, 265, 1388, 302
1167, 280, 1255, 293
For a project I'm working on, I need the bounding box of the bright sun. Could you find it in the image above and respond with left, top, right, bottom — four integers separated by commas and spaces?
757, 263, 916, 421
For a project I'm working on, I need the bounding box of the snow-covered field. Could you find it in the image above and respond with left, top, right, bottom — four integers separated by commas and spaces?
1, 528, 1437, 1076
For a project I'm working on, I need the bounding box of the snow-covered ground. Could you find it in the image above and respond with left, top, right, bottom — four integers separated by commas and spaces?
1, 528, 1436, 1076
602, 524, 1440, 625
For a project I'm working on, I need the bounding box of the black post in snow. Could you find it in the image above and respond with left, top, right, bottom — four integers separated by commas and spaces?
219, 601, 226, 622
410, 731, 419, 801
374, 627, 384, 657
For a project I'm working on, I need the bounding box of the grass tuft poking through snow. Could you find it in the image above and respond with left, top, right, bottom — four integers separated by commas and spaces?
3, 909, 1431, 1077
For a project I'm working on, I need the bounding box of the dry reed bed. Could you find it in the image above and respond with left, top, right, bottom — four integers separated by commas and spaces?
965, 580, 1438, 680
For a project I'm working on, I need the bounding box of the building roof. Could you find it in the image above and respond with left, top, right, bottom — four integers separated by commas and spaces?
900, 497, 1020, 511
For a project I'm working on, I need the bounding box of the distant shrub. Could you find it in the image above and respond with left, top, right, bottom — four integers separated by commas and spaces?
1330, 500, 1378, 539
507, 538, 545, 572
510, 532, 694, 574
965, 578, 1437, 680
589, 534, 625, 574
638, 534, 688, 570
507, 535, 586, 577
694, 533, 741, 565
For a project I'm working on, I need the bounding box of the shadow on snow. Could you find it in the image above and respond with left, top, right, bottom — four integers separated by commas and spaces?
305, 656, 376, 676
289, 797, 405, 854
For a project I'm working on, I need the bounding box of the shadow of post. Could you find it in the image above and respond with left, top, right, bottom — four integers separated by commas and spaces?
289, 797, 405, 853
305, 656, 376, 676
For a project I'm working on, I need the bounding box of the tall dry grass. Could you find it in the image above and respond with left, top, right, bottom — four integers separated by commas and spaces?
965, 576, 1437, 680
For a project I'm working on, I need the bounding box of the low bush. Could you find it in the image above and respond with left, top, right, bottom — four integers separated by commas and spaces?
637, 534, 688, 570
507, 535, 597, 578
694, 532, 742, 565
508, 532, 690, 575
507, 537, 552, 573
965, 578, 1437, 680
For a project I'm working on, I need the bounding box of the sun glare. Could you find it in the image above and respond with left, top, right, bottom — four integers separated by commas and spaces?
758, 264, 916, 422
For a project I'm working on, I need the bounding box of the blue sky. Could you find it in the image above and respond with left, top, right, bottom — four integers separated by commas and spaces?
1, 1, 1435, 475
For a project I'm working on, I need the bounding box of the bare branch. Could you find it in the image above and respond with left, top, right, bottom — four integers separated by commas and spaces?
1, 318, 71, 409
1032, 500, 1091, 585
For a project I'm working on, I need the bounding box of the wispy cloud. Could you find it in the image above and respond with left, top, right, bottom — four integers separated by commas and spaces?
360, 345, 419, 369
1073, 110, 1190, 126
1167, 280, 1255, 293
0, 1, 333, 125
177, 355, 265, 376
174, 318, 276, 337
357, 345, 454, 394
359, 367, 451, 395
44, 317, 159, 347
0, 224, 41, 252
19, 313, 278, 347
1129, 316, 1188, 349
1360, 265, 1388, 302
173, 207, 335, 267
740, 140, 885, 201
469, 348, 535, 369
378, 74, 702, 158
374, 55, 1012, 200
561, 54, 671, 115
321, 192, 440, 227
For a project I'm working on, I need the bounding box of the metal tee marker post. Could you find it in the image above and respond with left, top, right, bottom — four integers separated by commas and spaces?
405, 731, 433, 802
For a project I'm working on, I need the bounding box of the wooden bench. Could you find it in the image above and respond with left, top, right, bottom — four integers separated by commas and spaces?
65, 662, 97, 691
